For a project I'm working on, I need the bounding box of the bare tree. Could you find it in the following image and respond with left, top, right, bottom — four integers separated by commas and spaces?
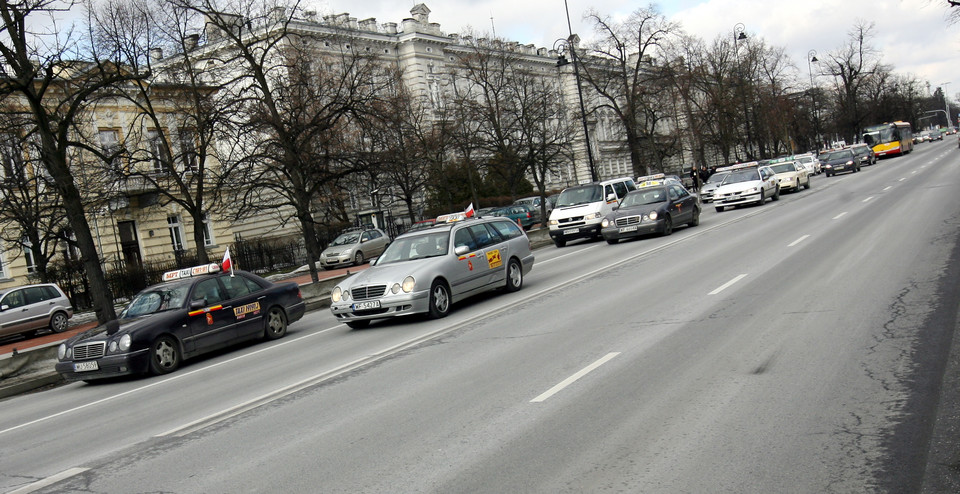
822, 22, 885, 142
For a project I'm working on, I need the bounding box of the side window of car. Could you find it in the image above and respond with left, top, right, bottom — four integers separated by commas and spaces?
192, 279, 224, 304
467, 224, 496, 249
3, 289, 25, 309
454, 228, 477, 252
220, 275, 253, 299
668, 186, 681, 201
482, 222, 505, 244
41, 286, 60, 300
24, 287, 46, 305
361, 231, 371, 242
489, 220, 522, 240
605, 184, 615, 200
243, 277, 265, 293
612, 181, 628, 199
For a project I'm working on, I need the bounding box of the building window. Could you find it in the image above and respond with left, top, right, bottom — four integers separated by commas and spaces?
147, 129, 170, 174
0, 248, 8, 279
201, 213, 216, 246
98, 129, 121, 167
178, 130, 198, 172
168, 215, 185, 251
0, 132, 23, 179
21, 237, 35, 274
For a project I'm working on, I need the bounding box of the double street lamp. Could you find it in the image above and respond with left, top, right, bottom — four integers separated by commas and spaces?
554, 2, 597, 182
732, 23, 753, 159
808, 50, 822, 151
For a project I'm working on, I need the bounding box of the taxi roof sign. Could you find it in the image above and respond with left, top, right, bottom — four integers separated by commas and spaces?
716, 161, 759, 172
162, 263, 221, 282
436, 212, 467, 223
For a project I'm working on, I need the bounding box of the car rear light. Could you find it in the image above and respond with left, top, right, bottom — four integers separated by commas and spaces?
297, 289, 303, 299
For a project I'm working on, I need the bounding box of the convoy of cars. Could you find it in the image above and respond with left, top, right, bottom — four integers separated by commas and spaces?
712, 163, 780, 212
55, 263, 305, 381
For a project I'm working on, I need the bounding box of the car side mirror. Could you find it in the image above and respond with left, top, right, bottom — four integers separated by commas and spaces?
0, 304, 7, 312
190, 300, 206, 310
606, 193, 616, 202
454, 245, 470, 256
360, 238, 368, 243
612, 204, 619, 211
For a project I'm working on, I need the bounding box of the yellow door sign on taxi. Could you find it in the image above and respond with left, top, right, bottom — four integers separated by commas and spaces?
486, 249, 503, 269
234, 302, 261, 320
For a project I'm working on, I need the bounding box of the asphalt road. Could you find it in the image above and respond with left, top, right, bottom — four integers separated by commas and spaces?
2, 141, 960, 493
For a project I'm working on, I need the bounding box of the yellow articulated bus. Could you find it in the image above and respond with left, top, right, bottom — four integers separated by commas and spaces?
862, 121, 913, 158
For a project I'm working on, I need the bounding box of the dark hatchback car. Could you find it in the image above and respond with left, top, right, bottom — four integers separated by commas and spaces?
56, 263, 305, 381
849, 144, 876, 166
600, 183, 700, 243
820, 149, 859, 177
490, 204, 537, 229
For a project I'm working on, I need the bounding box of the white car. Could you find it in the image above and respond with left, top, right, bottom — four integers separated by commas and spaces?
769, 161, 811, 193
793, 153, 821, 175
712, 163, 780, 212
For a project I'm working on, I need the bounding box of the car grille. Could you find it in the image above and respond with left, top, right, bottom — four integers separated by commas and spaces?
557, 216, 584, 224
73, 342, 105, 360
615, 216, 641, 227
352, 285, 386, 300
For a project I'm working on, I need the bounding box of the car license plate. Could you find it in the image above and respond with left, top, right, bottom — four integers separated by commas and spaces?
74, 361, 99, 372
353, 300, 381, 311
619, 226, 638, 233
564, 228, 579, 235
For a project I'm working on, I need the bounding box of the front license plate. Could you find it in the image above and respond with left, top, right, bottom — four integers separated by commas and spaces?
74, 361, 99, 372
352, 300, 381, 311
564, 228, 580, 235
619, 226, 638, 233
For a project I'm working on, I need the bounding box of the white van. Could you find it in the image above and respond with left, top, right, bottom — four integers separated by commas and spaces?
547, 177, 637, 247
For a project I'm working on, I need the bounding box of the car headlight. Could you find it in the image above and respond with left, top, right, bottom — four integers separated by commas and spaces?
584, 212, 600, 221
119, 334, 131, 352
391, 283, 401, 294
109, 340, 118, 352
846, 160, 854, 165
402, 276, 416, 293
331, 287, 342, 303
601, 218, 610, 228
548, 219, 558, 226
342, 289, 351, 302
58, 343, 66, 360
648, 211, 658, 220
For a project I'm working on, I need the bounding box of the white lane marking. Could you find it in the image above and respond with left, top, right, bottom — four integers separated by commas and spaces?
912, 170, 918, 174
863, 196, 874, 203
709, 274, 747, 295
899, 178, 906, 182
8, 468, 89, 494
788, 235, 810, 247
833, 212, 848, 220
883, 186, 892, 191
530, 352, 620, 403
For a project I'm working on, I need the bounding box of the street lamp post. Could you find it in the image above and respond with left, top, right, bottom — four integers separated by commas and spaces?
941, 82, 952, 129
555, 36, 597, 182
733, 23, 753, 160
807, 50, 821, 151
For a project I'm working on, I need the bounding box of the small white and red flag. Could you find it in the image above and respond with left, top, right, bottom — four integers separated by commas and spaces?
465, 202, 475, 218
222, 247, 234, 276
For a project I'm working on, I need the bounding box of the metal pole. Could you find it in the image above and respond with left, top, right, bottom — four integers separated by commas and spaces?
941, 82, 952, 129
808, 50, 821, 151
733, 23, 753, 160
563, 1, 597, 181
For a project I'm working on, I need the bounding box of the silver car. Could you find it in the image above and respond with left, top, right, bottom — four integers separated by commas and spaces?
320, 228, 390, 269
0, 283, 73, 339
329, 217, 535, 329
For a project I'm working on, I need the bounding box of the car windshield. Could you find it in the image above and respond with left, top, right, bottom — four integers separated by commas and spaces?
822, 150, 851, 160
377, 231, 450, 264
771, 163, 796, 173
330, 233, 360, 246
797, 156, 813, 163
863, 127, 894, 145
621, 189, 666, 207
556, 184, 602, 207
706, 172, 729, 184
722, 169, 760, 184
122, 282, 192, 317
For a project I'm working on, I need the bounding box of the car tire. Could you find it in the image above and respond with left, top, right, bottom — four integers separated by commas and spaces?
354, 251, 364, 266
346, 320, 370, 329
149, 335, 181, 375
804, 178, 811, 190
263, 306, 287, 340
689, 207, 700, 227
553, 238, 566, 248
771, 187, 780, 201
662, 216, 673, 236
505, 258, 523, 292
428, 280, 451, 319
606, 238, 619, 245
715, 206, 724, 213
49, 311, 69, 333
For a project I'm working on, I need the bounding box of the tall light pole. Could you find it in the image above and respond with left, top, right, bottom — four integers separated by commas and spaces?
559, 0, 597, 182
807, 50, 821, 151
941, 82, 952, 129
733, 23, 753, 160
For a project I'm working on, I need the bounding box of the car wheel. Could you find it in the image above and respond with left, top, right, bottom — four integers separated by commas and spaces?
689, 207, 700, 227
804, 178, 811, 190
50, 311, 69, 333
346, 320, 370, 329
354, 251, 364, 266
715, 206, 724, 213
263, 307, 287, 340
505, 258, 523, 293
149, 335, 181, 375
428, 280, 451, 319
662, 216, 673, 236
771, 187, 780, 201
553, 237, 566, 248
606, 238, 619, 245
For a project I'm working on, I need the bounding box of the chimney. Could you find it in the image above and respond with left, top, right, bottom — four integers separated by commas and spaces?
149, 47, 163, 61
304, 10, 317, 23
184, 33, 199, 51
383, 22, 397, 34
402, 18, 418, 33
359, 18, 377, 32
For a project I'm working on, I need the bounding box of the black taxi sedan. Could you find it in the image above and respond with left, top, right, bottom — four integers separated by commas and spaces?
600, 183, 700, 244
56, 263, 305, 381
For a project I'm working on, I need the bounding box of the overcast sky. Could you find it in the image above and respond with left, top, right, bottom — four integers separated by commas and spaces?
312, 0, 960, 100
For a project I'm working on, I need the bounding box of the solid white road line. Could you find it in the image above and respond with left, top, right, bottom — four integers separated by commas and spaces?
530, 352, 620, 403
833, 212, 848, 220
8, 468, 88, 494
788, 235, 810, 247
883, 186, 892, 191
709, 274, 747, 295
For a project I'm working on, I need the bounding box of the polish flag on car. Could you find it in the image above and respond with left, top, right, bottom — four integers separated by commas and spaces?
222, 247, 234, 276
465, 203, 475, 218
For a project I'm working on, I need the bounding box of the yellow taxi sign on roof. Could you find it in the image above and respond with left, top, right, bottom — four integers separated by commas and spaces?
162, 263, 221, 282
436, 212, 467, 223
636, 173, 666, 188
716, 161, 759, 172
